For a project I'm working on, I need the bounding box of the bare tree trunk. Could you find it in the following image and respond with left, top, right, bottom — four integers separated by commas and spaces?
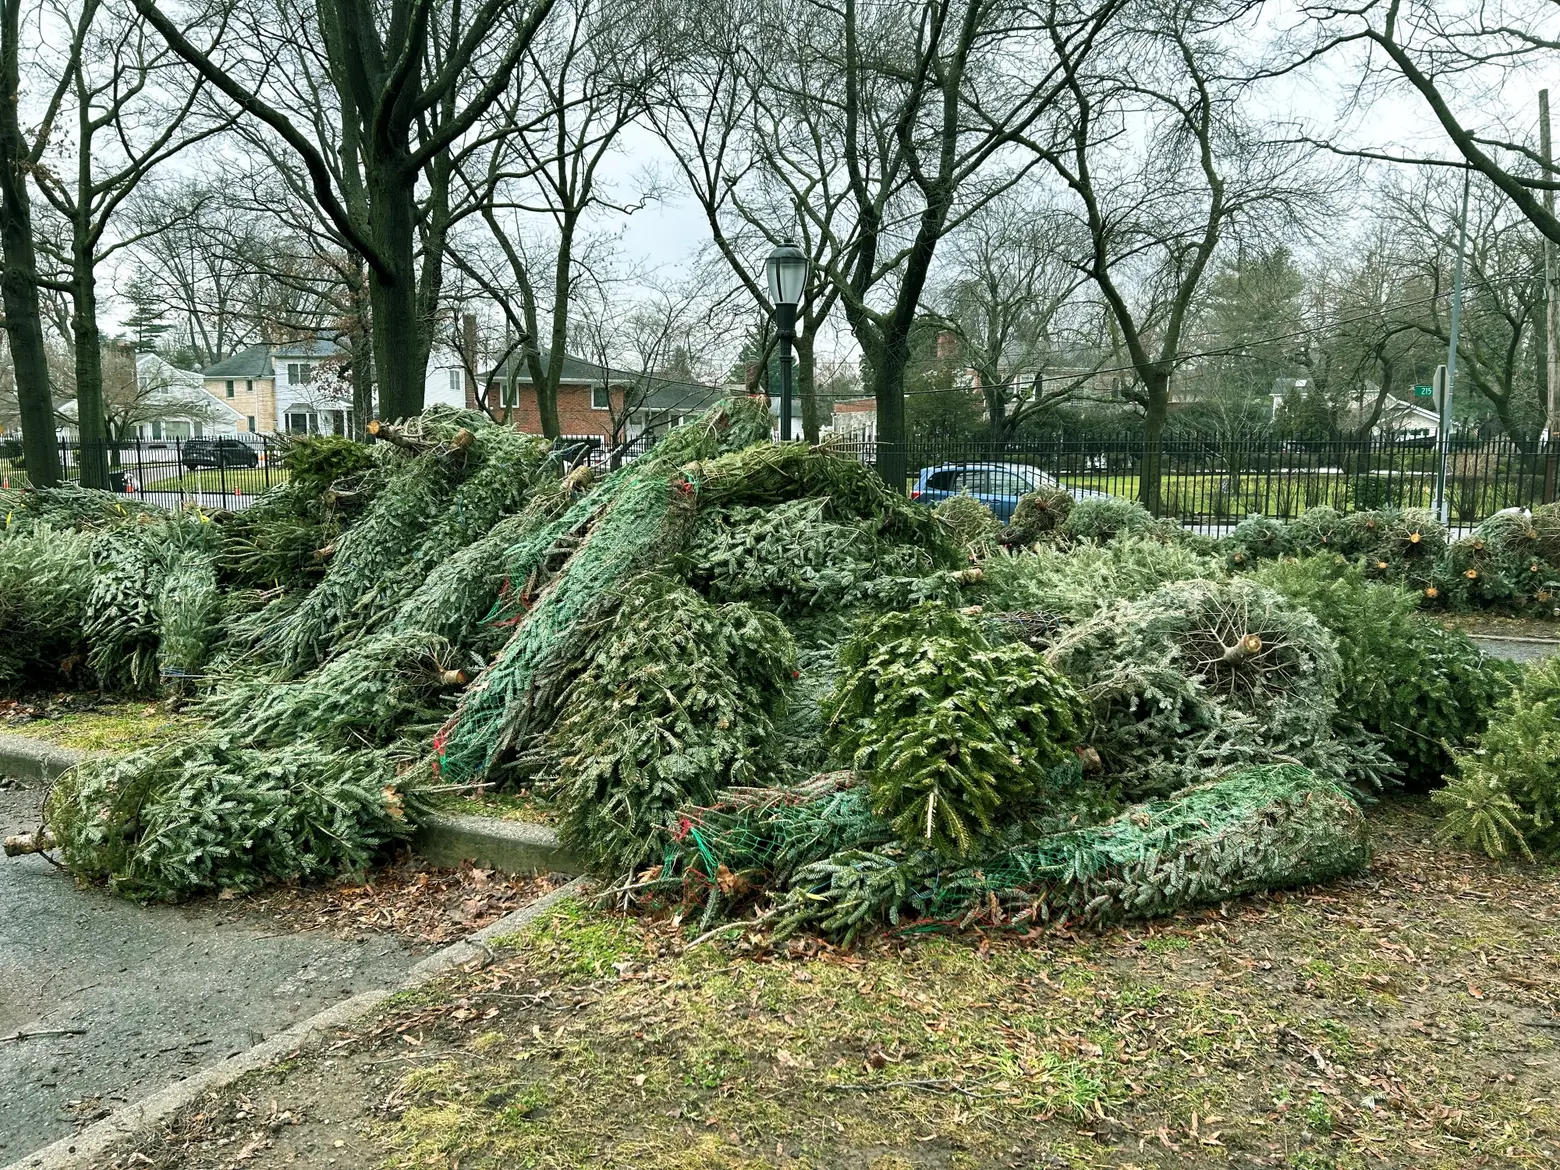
0, 0, 59, 487
530, 222, 577, 441
1138, 371, 1170, 515
866, 333, 911, 491
71, 260, 109, 489
984, 377, 1007, 442
350, 334, 373, 438
366, 170, 423, 422
795, 330, 821, 444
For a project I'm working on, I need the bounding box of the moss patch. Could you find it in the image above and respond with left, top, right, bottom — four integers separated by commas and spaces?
2, 698, 200, 753
432, 789, 555, 826
112, 799, 1560, 1170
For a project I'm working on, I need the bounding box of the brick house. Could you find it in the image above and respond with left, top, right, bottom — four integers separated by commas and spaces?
478, 348, 725, 443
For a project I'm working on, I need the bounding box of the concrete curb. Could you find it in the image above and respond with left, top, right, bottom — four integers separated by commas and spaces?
3, 874, 593, 1170
0, 734, 85, 786
414, 810, 581, 876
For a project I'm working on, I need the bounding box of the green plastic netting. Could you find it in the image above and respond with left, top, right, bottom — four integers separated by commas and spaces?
670, 764, 1369, 942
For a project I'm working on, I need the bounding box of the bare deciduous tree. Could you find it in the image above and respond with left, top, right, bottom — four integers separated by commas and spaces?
1386, 171, 1547, 446
1020, 0, 1330, 511
28, 0, 228, 486
1293, 0, 1560, 243
933, 191, 1106, 438
651, 0, 849, 443
749, 0, 1124, 486
122, 179, 270, 367
132, 0, 559, 421
449, 0, 668, 438
0, 0, 69, 485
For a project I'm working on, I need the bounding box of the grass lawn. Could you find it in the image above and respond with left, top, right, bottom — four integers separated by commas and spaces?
1056, 473, 1446, 520
141, 467, 287, 494
114, 798, 1560, 1170
1, 697, 202, 753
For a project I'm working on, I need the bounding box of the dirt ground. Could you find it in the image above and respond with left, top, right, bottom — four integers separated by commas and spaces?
101, 798, 1560, 1170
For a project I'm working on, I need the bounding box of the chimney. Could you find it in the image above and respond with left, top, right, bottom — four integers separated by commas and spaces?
462, 314, 479, 410
936, 330, 958, 360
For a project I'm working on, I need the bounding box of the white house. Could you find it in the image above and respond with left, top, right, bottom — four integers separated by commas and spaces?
57, 353, 245, 442
201, 335, 469, 434
1269, 378, 1442, 437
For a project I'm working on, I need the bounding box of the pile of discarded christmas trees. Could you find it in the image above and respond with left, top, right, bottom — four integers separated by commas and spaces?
9, 401, 1528, 939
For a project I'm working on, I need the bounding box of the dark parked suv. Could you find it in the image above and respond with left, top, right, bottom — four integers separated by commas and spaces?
182, 437, 259, 470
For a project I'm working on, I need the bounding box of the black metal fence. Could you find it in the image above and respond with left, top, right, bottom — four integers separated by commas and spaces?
832, 431, 1560, 528
0, 434, 283, 509
8, 427, 1556, 527
0, 430, 656, 509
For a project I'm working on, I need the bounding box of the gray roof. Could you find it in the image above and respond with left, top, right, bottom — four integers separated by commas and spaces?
202, 336, 348, 379
274, 337, 348, 360
487, 347, 722, 415
642, 381, 725, 414
202, 344, 274, 378
486, 347, 616, 386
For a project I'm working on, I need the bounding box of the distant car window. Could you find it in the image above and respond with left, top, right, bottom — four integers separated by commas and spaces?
959, 469, 992, 494
986, 467, 1035, 496
924, 469, 961, 491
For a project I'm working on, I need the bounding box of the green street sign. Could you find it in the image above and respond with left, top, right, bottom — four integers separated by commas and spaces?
1413, 384, 1434, 398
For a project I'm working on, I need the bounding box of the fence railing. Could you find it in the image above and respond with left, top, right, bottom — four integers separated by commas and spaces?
0, 429, 661, 509
0, 434, 284, 508
9, 427, 1552, 527
831, 432, 1560, 527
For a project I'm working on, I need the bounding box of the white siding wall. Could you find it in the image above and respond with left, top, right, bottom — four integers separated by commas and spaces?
423, 345, 469, 410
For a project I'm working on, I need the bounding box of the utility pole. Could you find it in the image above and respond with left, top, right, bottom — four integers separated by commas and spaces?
1542, 91, 1560, 500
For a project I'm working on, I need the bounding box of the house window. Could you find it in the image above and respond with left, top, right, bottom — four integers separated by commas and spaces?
591, 384, 610, 410
194, 422, 204, 439
246, 379, 253, 393
286, 412, 317, 434
287, 363, 312, 385
151, 421, 163, 440
448, 368, 462, 392
225, 380, 235, 398
501, 380, 519, 409
246, 416, 256, 432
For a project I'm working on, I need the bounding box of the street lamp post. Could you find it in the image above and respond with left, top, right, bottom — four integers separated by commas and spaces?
764, 239, 807, 440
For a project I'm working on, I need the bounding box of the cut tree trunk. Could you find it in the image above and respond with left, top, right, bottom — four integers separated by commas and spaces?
3, 827, 54, 856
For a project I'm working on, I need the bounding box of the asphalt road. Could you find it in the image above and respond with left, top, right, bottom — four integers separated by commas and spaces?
0, 775, 413, 1165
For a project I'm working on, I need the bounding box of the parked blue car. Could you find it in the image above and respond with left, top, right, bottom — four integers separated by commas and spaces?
910, 462, 1108, 522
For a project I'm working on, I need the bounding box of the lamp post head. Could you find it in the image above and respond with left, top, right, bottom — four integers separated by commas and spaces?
764, 239, 808, 308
